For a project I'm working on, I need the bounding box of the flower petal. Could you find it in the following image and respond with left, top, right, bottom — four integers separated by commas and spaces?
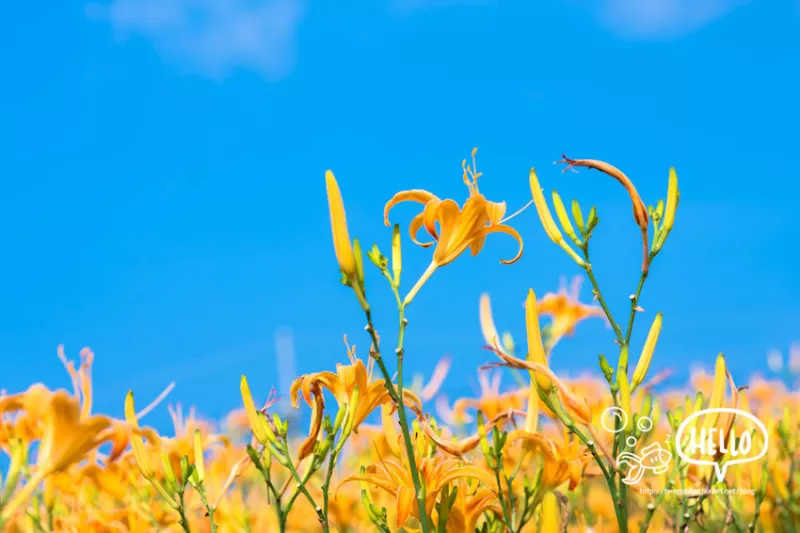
409, 212, 435, 248
396, 486, 416, 529
479, 224, 523, 265
383, 190, 439, 226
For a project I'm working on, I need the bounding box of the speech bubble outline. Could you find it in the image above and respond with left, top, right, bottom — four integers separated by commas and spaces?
674, 407, 768, 483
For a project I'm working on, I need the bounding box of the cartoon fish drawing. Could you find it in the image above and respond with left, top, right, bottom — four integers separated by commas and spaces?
616, 442, 673, 485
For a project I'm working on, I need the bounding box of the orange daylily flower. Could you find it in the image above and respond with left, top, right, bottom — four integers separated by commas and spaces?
444, 486, 502, 533
484, 346, 592, 426
290, 339, 422, 459
508, 427, 592, 491
438, 370, 527, 426
0, 390, 113, 522
535, 276, 607, 344
340, 448, 497, 530
420, 411, 516, 460
384, 148, 524, 268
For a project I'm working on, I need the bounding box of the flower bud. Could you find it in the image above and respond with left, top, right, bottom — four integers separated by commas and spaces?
529, 169, 585, 267
571, 199, 586, 235
325, 170, 356, 278
193, 429, 205, 485
552, 190, 582, 246
631, 312, 663, 391
391, 224, 402, 286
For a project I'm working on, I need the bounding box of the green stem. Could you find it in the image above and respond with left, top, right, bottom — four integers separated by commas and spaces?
494, 463, 513, 531
321, 449, 339, 533
177, 491, 192, 533
624, 270, 649, 347
281, 444, 324, 525
581, 245, 623, 343
365, 306, 429, 533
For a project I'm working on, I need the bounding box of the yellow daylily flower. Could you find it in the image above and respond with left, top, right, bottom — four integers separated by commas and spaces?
420, 411, 515, 460
486, 347, 592, 425
290, 340, 422, 459
0, 390, 113, 522
534, 276, 607, 345
540, 491, 562, 531
507, 427, 592, 491
440, 370, 527, 425
384, 148, 524, 273
340, 448, 497, 530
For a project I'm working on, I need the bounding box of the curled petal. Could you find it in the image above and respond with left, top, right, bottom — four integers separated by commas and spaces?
383, 190, 439, 226
422, 198, 443, 240
479, 224, 523, 265
297, 385, 325, 460
409, 212, 435, 248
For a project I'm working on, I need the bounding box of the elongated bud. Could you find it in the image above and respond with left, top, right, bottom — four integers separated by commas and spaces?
342, 387, 361, 439
161, 451, 178, 491
540, 491, 562, 531
552, 190, 582, 246
529, 169, 586, 267
246, 444, 264, 472
273, 414, 289, 436
641, 394, 653, 419
617, 369, 633, 432
325, 171, 357, 278
193, 429, 205, 484
655, 199, 665, 221
477, 412, 492, 462
586, 206, 598, 231
124, 391, 155, 480
525, 381, 540, 434
525, 289, 552, 392
662, 167, 679, 234
240, 376, 272, 446
391, 224, 402, 286
333, 403, 348, 434
353, 238, 366, 293
571, 199, 585, 235
666, 410, 679, 431
631, 312, 663, 390
701, 354, 727, 432
180, 456, 194, 487
502, 332, 515, 354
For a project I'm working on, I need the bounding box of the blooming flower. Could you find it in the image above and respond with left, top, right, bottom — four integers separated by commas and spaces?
384, 148, 524, 268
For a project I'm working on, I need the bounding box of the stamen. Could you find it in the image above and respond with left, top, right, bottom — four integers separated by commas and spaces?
343, 335, 357, 365
499, 198, 535, 224
136, 382, 176, 420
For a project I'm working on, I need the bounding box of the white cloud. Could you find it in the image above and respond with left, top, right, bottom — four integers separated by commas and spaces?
87, 0, 305, 80
592, 0, 749, 38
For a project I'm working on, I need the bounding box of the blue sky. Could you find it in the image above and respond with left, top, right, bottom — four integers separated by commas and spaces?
1, 0, 798, 433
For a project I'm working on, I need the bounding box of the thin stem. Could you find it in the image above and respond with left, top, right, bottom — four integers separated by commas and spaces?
177, 491, 192, 533
640, 463, 681, 532
624, 270, 649, 347
494, 465, 513, 531
581, 245, 623, 342
365, 307, 429, 533
281, 443, 324, 525
321, 449, 339, 533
